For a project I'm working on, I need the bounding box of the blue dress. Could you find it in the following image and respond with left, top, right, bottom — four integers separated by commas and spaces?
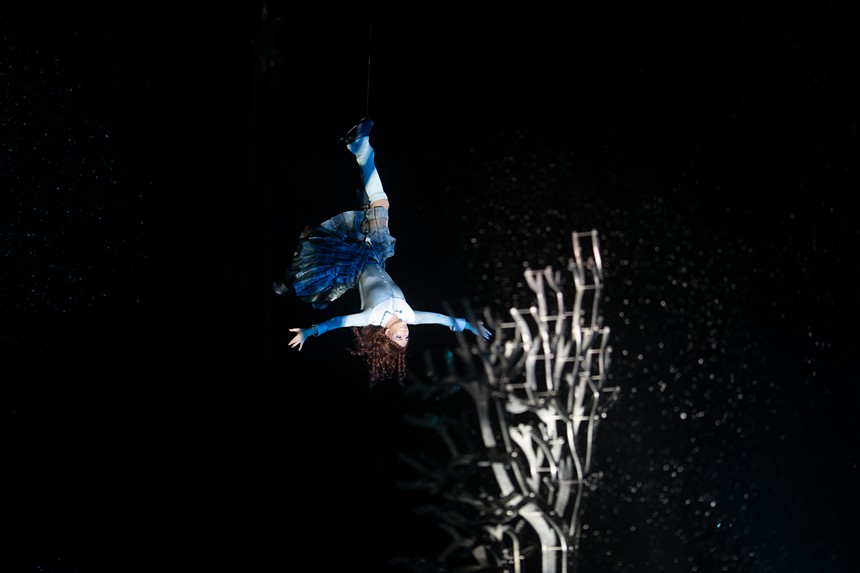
285, 205, 395, 309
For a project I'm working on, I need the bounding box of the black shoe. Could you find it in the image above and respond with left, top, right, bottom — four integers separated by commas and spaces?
273, 282, 289, 296
341, 117, 374, 144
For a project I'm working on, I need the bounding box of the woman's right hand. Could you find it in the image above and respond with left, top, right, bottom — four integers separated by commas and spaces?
288, 327, 308, 351
466, 321, 492, 340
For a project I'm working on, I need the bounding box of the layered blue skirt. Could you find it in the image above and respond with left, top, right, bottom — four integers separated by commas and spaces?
284, 206, 395, 309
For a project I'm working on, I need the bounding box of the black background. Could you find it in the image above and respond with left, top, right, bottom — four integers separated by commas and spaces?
3, 3, 858, 572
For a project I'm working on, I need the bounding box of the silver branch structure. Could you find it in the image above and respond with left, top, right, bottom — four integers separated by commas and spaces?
396, 229, 619, 573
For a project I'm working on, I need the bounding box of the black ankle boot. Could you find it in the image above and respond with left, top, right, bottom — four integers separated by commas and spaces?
341, 117, 374, 144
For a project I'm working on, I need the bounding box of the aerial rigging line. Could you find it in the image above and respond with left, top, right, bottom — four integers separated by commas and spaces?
362, 12, 373, 118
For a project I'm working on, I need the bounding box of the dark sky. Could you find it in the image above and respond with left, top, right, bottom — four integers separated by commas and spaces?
3, 3, 858, 573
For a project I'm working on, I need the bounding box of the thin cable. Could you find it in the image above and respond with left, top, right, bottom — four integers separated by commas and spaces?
364, 13, 373, 118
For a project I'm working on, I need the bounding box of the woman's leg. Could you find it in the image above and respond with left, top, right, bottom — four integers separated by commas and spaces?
344, 118, 388, 206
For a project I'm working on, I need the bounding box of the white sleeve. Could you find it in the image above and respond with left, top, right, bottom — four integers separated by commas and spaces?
411, 311, 467, 332
313, 311, 372, 336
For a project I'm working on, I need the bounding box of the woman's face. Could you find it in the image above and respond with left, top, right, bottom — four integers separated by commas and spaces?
385, 319, 410, 348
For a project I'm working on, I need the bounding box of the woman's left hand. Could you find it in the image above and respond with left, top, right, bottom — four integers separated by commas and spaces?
288, 327, 308, 350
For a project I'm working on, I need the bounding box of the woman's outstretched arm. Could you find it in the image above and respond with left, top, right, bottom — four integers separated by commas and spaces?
287, 311, 371, 350
412, 311, 492, 340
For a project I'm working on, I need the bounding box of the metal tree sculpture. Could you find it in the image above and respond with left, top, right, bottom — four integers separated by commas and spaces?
396, 230, 618, 573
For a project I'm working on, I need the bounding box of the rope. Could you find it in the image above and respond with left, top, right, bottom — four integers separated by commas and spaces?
363, 12, 373, 118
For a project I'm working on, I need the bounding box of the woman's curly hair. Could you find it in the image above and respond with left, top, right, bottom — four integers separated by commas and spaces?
349, 325, 407, 387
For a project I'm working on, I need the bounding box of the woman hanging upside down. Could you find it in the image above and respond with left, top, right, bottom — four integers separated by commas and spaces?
273, 117, 491, 386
